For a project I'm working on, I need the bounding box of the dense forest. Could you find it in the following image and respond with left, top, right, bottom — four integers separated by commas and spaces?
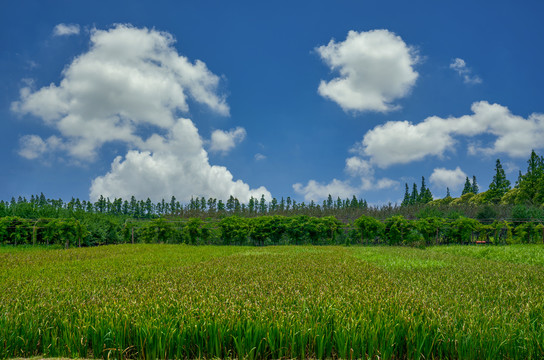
1, 150, 544, 247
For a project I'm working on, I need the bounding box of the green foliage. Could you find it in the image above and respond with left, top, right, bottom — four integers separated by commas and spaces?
219, 216, 250, 245
514, 222, 544, 243
414, 217, 445, 245
138, 218, 176, 244
447, 217, 480, 244
475, 205, 498, 223
487, 159, 511, 203
462, 177, 473, 196
501, 188, 520, 205
384, 215, 411, 245
451, 192, 476, 205
416, 206, 444, 219
354, 215, 384, 245
516, 150, 544, 204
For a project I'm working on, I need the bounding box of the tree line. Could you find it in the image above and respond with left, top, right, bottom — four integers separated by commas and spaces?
1, 212, 543, 248
402, 150, 544, 207
0, 193, 369, 220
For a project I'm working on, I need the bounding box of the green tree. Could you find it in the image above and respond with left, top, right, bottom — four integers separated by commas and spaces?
472, 175, 479, 194
517, 150, 544, 204
354, 215, 384, 245
409, 183, 418, 205
462, 177, 472, 195
486, 159, 511, 204
418, 177, 433, 204
384, 215, 411, 245
401, 183, 410, 206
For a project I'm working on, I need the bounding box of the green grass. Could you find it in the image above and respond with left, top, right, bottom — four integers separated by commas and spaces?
1, 244, 543, 359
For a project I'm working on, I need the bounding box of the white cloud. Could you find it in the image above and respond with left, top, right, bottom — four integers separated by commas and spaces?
12, 24, 229, 160
293, 179, 358, 202
12, 24, 266, 202
430, 167, 467, 190
18, 135, 47, 159
292, 156, 398, 202
254, 153, 266, 161
18, 135, 64, 159
375, 178, 399, 190
209, 127, 246, 154
358, 101, 544, 167
90, 119, 270, 202
316, 29, 418, 112
345, 156, 373, 177
450, 58, 482, 84
53, 24, 80, 37
344, 156, 397, 190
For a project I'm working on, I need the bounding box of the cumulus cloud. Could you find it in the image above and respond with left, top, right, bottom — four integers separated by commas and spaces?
53, 23, 80, 37
12, 24, 266, 202
357, 101, 544, 167
430, 167, 467, 190
345, 156, 373, 177
254, 153, 266, 161
18, 135, 47, 159
316, 29, 418, 112
12, 24, 229, 160
292, 156, 398, 202
91, 119, 270, 202
18, 135, 64, 159
450, 58, 482, 84
293, 179, 358, 202
209, 127, 246, 154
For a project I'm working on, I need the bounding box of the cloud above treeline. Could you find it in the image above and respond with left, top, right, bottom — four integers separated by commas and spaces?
12, 24, 269, 202
316, 29, 419, 113
11, 24, 542, 204
357, 101, 544, 168
429, 167, 467, 190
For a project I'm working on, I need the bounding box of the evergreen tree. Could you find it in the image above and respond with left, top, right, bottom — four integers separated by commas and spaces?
326, 194, 333, 209
446, 187, 451, 198
418, 177, 433, 203
217, 199, 225, 212
226, 196, 235, 212
462, 177, 472, 195
487, 159, 511, 203
270, 197, 278, 212
350, 195, 358, 208
409, 183, 418, 205
471, 175, 479, 194
401, 183, 410, 206
259, 194, 267, 213
517, 150, 544, 204
248, 197, 255, 213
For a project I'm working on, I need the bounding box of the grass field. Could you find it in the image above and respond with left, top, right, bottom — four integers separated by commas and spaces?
1, 244, 543, 359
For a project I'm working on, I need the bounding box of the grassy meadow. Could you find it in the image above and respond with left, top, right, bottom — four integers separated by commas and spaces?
1, 244, 543, 359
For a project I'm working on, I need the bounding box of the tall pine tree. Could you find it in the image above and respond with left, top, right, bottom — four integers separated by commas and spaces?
409, 183, 418, 205
517, 150, 544, 204
401, 183, 410, 206
472, 175, 479, 194
418, 176, 433, 204
462, 177, 472, 195
487, 159, 511, 203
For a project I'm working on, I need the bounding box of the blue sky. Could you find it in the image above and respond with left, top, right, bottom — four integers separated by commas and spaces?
2, 0, 544, 204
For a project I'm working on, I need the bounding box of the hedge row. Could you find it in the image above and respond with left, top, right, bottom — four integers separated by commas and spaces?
2, 214, 544, 248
